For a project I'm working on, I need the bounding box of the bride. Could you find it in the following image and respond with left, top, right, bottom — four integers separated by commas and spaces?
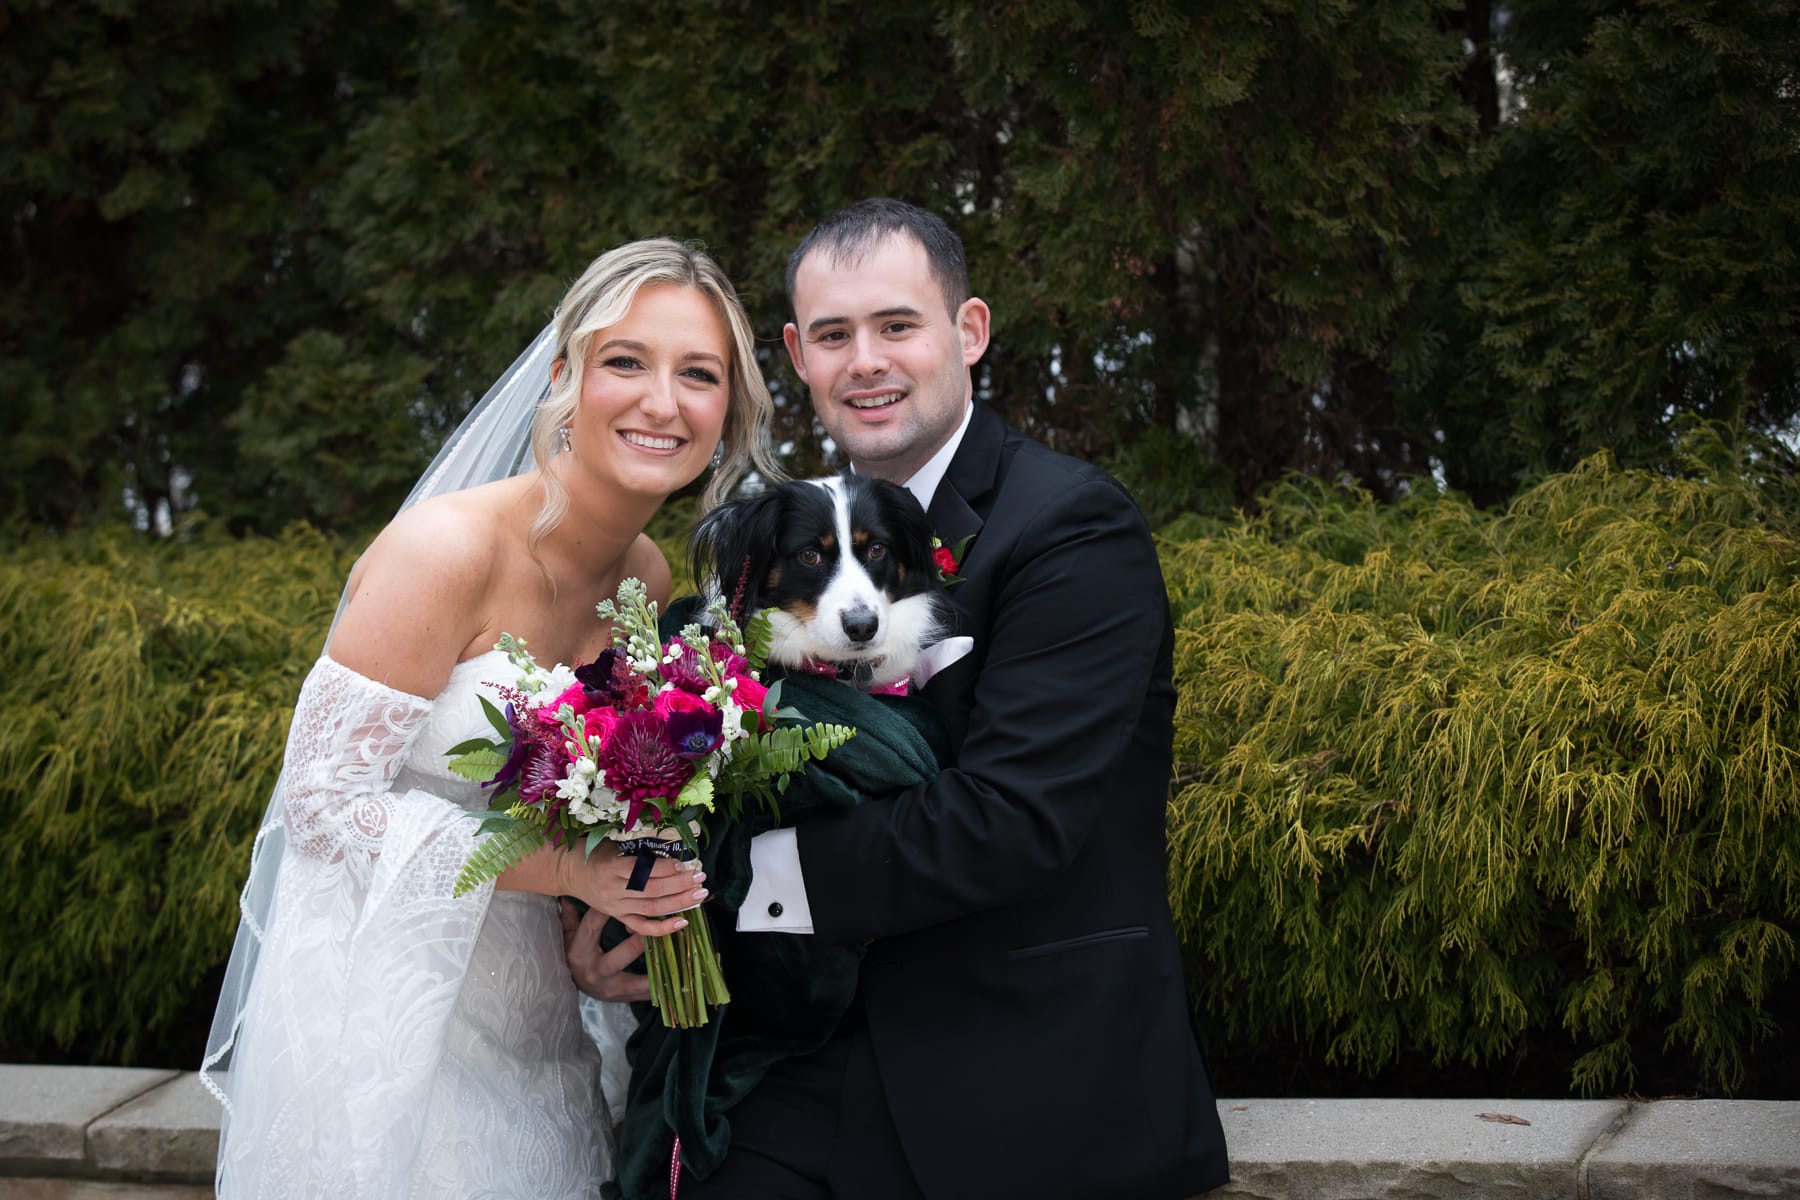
201, 238, 783, 1197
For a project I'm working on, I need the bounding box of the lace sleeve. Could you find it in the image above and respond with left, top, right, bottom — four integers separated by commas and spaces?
279, 656, 436, 861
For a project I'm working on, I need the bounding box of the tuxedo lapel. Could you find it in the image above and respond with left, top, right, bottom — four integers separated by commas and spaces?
919, 405, 1009, 704
925, 403, 1007, 548
926, 486, 981, 548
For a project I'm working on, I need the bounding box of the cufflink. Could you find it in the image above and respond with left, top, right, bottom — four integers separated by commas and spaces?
768, 902, 784, 918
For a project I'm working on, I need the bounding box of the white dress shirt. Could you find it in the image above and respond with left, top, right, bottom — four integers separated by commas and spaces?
737, 403, 975, 933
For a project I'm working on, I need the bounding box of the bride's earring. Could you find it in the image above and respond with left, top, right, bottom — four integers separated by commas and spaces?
559, 425, 573, 454
710, 443, 725, 469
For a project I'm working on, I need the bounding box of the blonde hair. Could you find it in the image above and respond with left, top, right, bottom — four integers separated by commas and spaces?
528, 238, 784, 556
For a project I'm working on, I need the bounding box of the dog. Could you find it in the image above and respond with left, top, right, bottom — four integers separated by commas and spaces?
691, 475, 949, 692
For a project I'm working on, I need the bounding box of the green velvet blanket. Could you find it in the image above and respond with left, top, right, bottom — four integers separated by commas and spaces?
599, 604, 947, 1199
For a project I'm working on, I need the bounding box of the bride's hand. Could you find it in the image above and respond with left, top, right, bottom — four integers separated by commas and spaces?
560, 844, 706, 938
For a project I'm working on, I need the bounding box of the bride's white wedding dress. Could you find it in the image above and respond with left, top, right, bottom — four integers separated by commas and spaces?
211, 650, 626, 1198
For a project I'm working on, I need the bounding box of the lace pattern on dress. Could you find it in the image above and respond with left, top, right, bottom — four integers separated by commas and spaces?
208, 654, 611, 1199
279, 658, 432, 860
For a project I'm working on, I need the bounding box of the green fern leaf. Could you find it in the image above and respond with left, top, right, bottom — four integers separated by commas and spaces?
452, 819, 545, 896
743, 609, 774, 673
447, 746, 506, 783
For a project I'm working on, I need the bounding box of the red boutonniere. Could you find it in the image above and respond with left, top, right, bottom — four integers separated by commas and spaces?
931, 534, 973, 586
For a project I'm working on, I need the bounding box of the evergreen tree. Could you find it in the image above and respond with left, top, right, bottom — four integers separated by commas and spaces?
0, 0, 408, 531
4, 0, 1796, 528
1414, 0, 1800, 503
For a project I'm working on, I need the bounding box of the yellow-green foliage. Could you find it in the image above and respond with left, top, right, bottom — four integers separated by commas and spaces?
0, 523, 358, 1062
0, 501, 700, 1066
7, 455, 1796, 1093
1163, 432, 1800, 1095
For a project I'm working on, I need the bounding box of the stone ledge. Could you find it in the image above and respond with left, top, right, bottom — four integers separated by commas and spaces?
2, 1066, 1797, 1198
0, 1182, 211, 1199
86, 1076, 217, 1183
0, 1068, 180, 1178
1588, 1099, 1800, 1200
1217, 1096, 1630, 1199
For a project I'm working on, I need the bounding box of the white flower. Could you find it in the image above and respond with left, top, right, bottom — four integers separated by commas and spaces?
588, 785, 625, 824
555, 774, 592, 803
569, 797, 600, 825
530, 663, 578, 699
720, 697, 750, 741
574, 757, 599, 781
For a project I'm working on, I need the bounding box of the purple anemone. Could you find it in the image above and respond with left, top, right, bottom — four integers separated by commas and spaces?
664, 707, 724, 761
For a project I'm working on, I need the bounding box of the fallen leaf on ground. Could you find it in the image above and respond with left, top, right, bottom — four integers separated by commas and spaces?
1478, 1112, 1531, 1126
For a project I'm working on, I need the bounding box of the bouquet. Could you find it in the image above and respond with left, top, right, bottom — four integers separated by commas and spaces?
444, 578, 855, 1027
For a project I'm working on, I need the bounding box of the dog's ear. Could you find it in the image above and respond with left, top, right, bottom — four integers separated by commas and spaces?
875, 479, 943, 581
691, 489, 787, 611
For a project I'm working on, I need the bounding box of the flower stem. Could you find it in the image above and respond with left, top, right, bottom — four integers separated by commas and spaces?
645, 905, 729, 1027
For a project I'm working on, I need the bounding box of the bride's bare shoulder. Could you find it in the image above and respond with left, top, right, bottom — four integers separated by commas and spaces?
332, 479, 536, 688
354, 485, 515, 592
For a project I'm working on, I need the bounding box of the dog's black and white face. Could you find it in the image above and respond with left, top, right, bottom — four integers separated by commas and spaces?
692, 475, 948, 689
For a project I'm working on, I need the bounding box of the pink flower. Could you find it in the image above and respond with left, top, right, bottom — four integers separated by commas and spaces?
730, 674, 768, 722
583, 705, 620, 755
537, 682, 592, 732
653, 688, 714, 721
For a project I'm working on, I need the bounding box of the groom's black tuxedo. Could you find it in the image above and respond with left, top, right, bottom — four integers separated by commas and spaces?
794, 403, 1230, 1199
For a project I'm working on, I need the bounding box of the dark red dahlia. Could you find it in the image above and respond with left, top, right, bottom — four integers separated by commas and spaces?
662, 638, 751, 696
709, 641, 749, 680
599, 710, 692, 804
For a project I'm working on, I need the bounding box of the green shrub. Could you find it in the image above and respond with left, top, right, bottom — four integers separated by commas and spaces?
1163, 429, 1800, 1096
0, 522, 357, 1063
5, 443, 1797, 1096
0, 508, 700, 1066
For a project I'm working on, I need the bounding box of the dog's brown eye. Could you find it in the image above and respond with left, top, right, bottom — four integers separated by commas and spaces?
798, 548, 823, 567
865, 543, 887, 561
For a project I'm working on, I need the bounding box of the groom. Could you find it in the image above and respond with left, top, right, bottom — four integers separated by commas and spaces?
688, 199, 1231, 1198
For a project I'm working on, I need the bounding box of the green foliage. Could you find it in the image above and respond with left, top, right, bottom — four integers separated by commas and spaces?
1102, 427, 1238, 530
1407, 0, 1800, 503
9, 1, 1796, 530
0, 521, 359, 1063
1163, 425, 1800, 1095
4, 433, 1798, 1097
451, 812, 545, 899
1, 0, 412, 531
728, 721, 859, 799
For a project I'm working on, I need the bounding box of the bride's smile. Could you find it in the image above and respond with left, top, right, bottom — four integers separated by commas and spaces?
566, 282, 730, 495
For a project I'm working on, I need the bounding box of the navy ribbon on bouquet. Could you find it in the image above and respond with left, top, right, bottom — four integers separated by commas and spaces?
618, 834, 697, 893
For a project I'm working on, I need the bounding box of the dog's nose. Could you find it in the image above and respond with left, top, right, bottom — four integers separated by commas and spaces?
841, 606, 879, 644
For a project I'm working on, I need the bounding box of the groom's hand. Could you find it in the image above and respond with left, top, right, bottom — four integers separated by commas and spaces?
560, 899, 652, 1003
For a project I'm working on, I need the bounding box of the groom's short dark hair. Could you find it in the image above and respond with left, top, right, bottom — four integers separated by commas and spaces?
785, 198, 971, 320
